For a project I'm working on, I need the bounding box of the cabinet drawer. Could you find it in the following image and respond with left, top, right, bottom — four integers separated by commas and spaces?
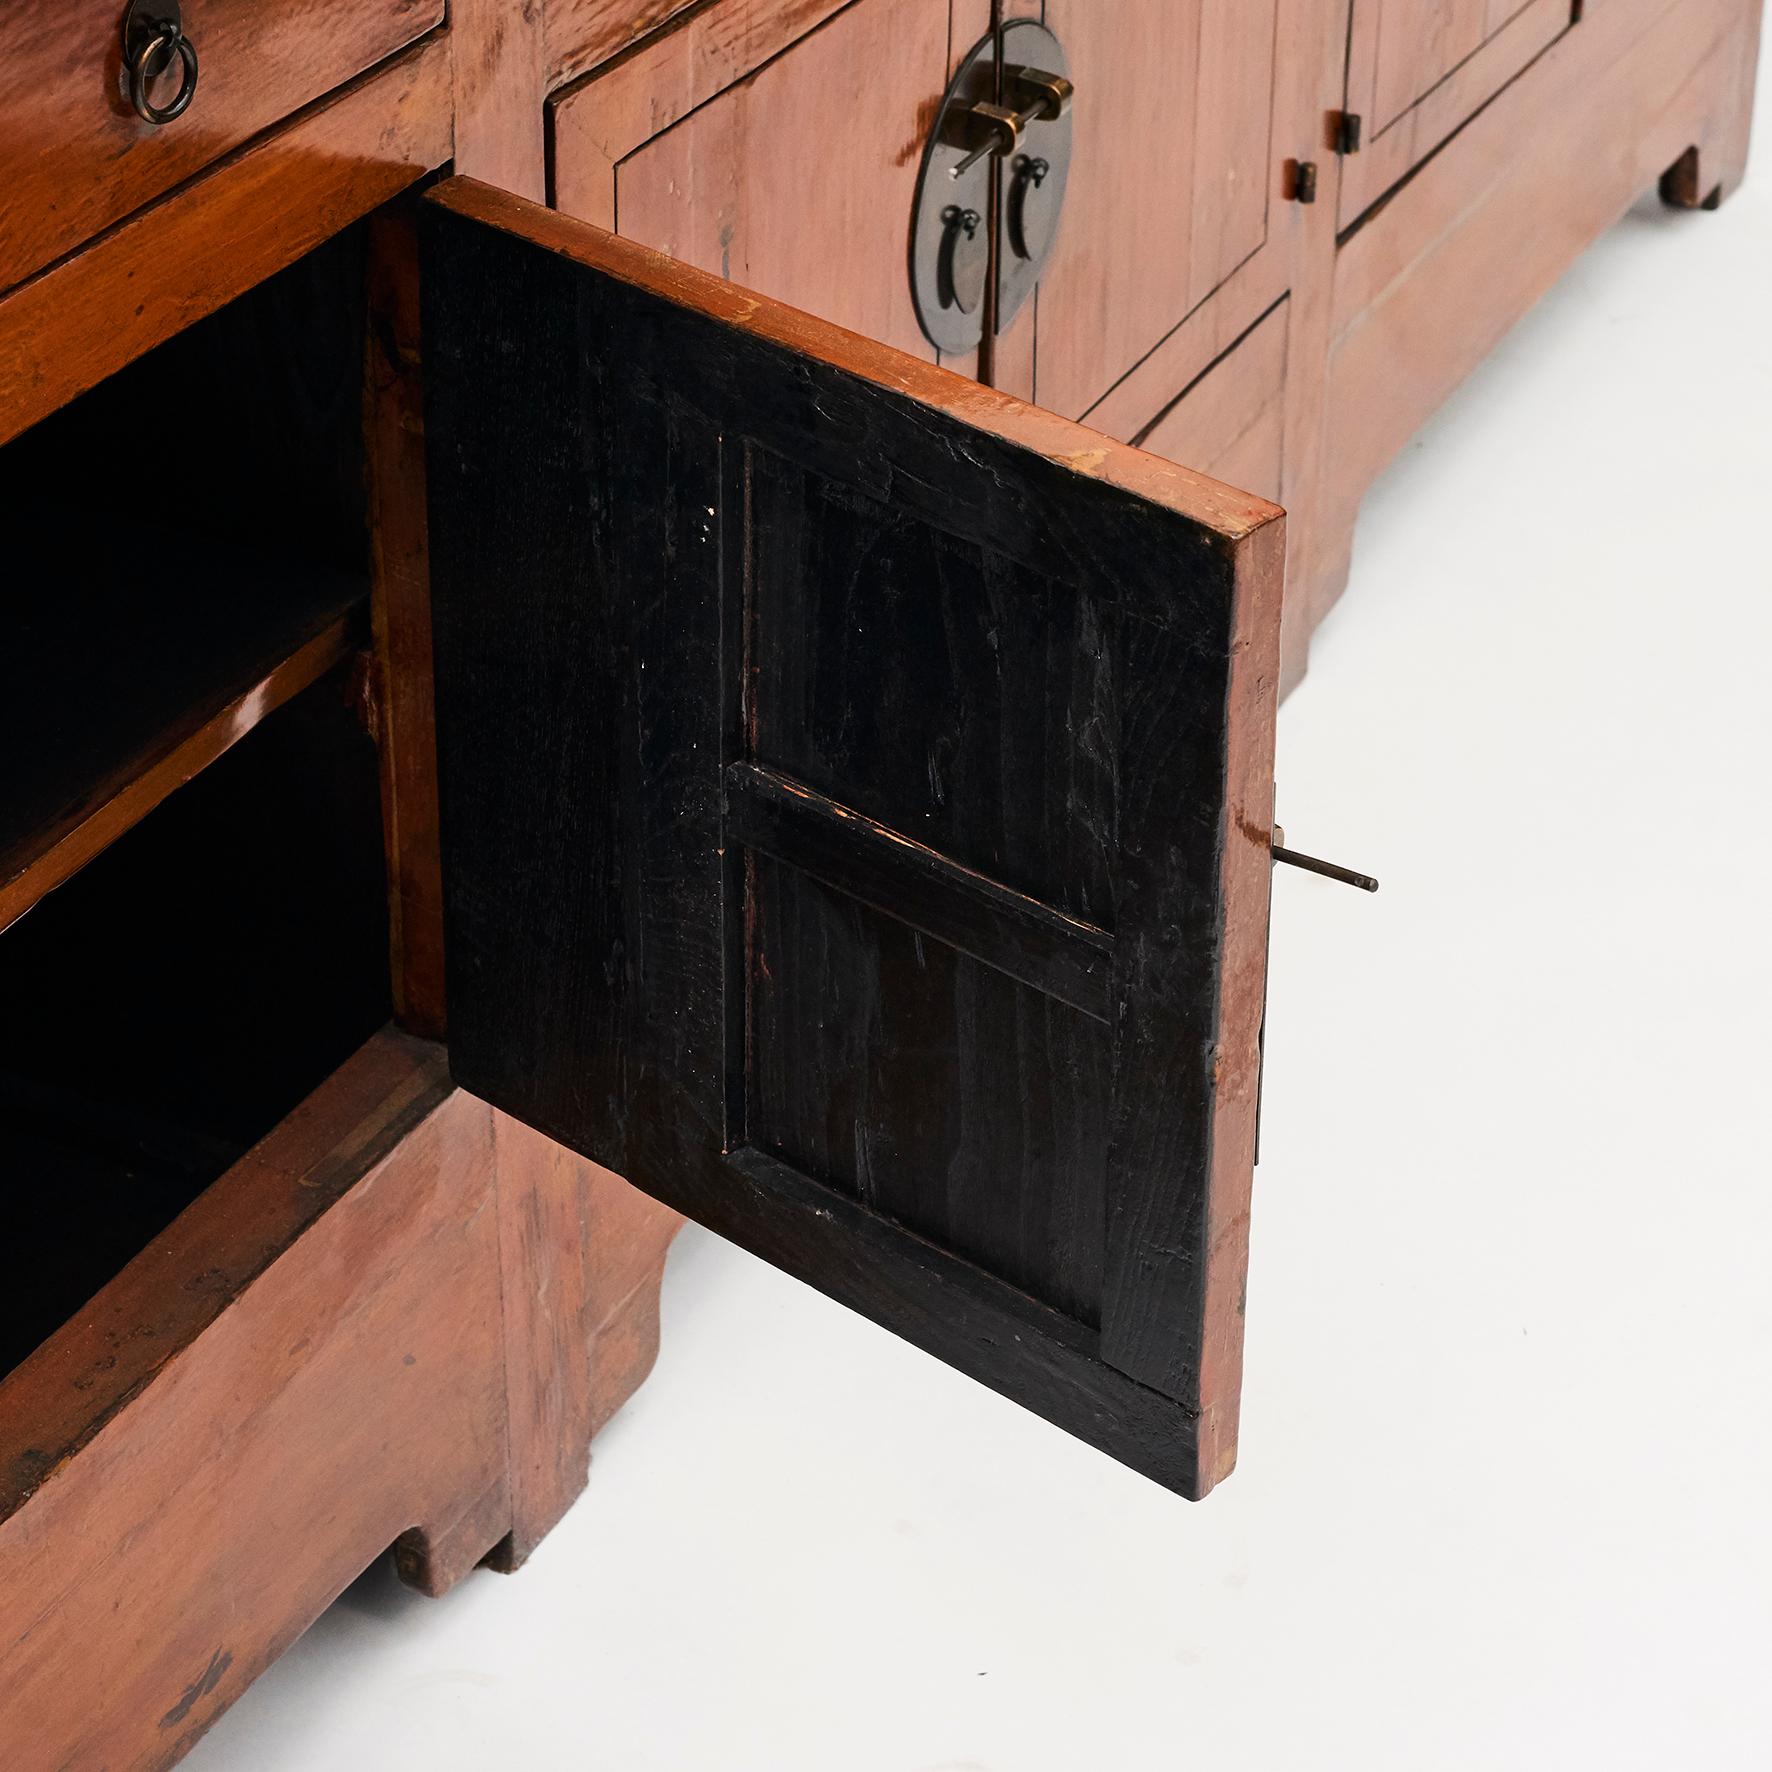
0, 0, 442, 294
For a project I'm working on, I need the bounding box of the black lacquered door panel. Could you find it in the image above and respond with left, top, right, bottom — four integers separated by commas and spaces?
422, 178, 1283, 1497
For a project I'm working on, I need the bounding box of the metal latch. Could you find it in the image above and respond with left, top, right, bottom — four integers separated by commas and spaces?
950, 66, 1075, 178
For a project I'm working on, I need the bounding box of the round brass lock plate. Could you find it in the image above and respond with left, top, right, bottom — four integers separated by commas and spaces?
908, 23, 1074, 356
908, 32, 998, 355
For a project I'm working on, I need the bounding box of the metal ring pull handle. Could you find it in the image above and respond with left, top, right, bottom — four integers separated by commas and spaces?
123, 0, 200, 126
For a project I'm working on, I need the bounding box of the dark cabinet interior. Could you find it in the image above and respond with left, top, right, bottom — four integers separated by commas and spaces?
0, 226, 373, 913
0, 684, 389, 1377
0, 226, 390, 1380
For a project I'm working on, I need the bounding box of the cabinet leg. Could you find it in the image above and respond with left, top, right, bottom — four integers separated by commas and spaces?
1276, 514, 1355, 699
1659, 144, 1729, 210
1658, 2, 1763, 210
392, 1479, 515, 1598
585, 1231, 674, 1440
1279, 554, 1326, 700
486, 1113, 684, 1573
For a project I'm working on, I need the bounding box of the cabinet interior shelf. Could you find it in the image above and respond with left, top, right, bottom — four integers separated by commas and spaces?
0, 605, 391, 1380
0, 529, 366, 933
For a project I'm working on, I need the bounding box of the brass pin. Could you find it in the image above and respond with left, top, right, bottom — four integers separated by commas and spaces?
1270, 825, 1379, 893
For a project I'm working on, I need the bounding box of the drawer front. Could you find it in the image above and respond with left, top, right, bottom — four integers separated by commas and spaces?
0, 0, 443, 294
1137, 299, 1289, 506
422, 179, 1285, 1500
1337, 0, 1576, 225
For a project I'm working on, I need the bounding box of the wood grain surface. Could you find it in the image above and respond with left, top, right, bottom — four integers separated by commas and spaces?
0, 35, 451, 449
0, 0, 441, 296
1337, 0, 1574, 225
1137, 298, 1290, 505
548, 0, 705, 84
451, 0, 548, 200
366, 203, 450, 1038
548, 0, 856, 232
1032, 0, 1284, 421
1320, 0, 1760, 640
0, 1033, 507, 1772
550, 0, 948, 362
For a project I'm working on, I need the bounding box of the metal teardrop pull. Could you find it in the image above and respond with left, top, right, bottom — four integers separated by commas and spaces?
938, 205, 988, 315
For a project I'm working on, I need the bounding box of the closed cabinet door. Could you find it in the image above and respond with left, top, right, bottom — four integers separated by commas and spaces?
546, 0, 1299, 453
1023, 0, 1289, 424
1337, 0, 1579, 225
420, 178, 1284, 1500
547, 0, 969, 370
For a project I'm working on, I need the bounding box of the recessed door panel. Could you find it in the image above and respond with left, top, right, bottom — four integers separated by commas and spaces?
1031, 0, 1284, 421
549, 0, 958, 364
1339, 0, 1576, 225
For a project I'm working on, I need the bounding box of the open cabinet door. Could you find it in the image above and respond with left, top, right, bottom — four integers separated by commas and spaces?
422, 179, 1282, 1498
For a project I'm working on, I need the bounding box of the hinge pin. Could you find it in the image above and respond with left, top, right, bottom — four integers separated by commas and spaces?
1270, 828, 1379, 893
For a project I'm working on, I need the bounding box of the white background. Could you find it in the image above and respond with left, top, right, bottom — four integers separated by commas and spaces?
189, 83, 1772, 1772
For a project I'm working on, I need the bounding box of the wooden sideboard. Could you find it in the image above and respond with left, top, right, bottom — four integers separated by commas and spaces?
0, 2, 1759, 1764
